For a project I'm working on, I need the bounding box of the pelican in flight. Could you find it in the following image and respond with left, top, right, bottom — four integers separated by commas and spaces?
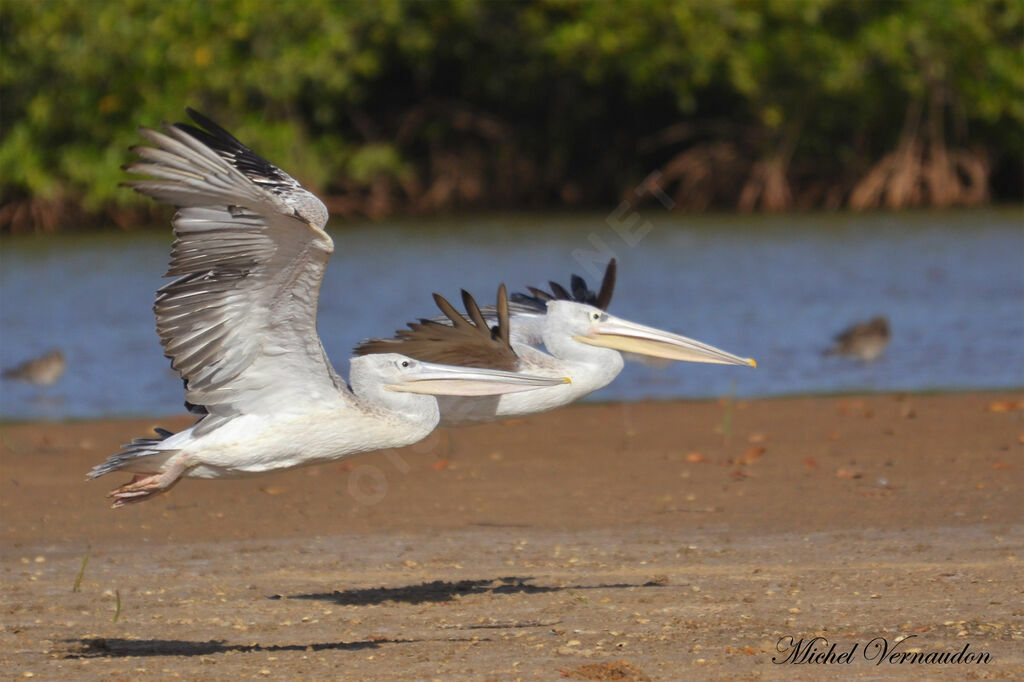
355, 263, 755, 425
87, 109, 566, 507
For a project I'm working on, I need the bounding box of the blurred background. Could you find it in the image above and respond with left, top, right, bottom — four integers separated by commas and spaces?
1, 0, 1022, 419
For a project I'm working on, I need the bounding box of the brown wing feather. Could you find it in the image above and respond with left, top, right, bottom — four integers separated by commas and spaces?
461, 289, 490, 331
433, 293, 473, 330
495, 284, 510, 348
354, 287, 519, 371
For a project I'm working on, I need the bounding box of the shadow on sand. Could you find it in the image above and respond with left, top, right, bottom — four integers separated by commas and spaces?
63, 636, 414, 659
286, 575, 670, 606
61, 577, 670, 658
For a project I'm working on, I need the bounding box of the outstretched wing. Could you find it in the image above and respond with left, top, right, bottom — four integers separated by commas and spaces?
354, 285, 519, 371
509, 259, 617, 312
125, 108, 342, 417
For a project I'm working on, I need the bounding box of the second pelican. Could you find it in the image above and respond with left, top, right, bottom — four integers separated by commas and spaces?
356, 265, 755, 425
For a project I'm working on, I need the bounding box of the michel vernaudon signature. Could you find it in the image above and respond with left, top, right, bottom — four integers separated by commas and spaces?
772, 635, 991, 665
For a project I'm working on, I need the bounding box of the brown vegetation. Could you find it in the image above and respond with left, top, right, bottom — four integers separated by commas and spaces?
849, 95, 990, 211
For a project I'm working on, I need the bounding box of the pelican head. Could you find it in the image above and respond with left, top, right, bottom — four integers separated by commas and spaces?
544, 301, 756, 367
351, 353, 568, 398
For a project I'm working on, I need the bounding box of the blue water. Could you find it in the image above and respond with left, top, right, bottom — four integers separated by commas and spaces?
1, 209, 1022, 420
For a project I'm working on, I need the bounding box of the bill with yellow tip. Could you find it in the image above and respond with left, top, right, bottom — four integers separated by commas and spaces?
574, 313, 756, 368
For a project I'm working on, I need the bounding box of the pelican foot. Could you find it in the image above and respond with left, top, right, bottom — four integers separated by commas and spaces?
107, 462, 186, 508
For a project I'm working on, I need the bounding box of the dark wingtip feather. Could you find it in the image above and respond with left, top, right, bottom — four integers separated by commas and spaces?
527, 287, 553, 301
570, 274, 588, 301
596, 258, 617, 310
549, 281, 572, 300
170, 108, 291, 190
182, 107, 238, 142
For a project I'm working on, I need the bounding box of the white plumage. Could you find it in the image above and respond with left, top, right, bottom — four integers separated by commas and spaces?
88, 109, 564, 507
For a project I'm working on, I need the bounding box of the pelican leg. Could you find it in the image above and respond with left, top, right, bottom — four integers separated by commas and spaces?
107, 457, 189, 508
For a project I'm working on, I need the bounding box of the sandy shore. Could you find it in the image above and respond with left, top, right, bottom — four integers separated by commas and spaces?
2, 392, 1022, 680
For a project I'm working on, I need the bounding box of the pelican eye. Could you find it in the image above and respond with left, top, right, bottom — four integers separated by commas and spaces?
400, 360, 411, 368
591, 312, 601, 321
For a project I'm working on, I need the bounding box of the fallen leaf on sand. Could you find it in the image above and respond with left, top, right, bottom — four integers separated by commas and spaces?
431, 458, 451, 471
992, 462, 1012, 470
836, 468, 863, 479
725, 645, 759, 655
742, 447, 765, 464
837, 400, 867, 416
804, 457, 818, 468
987, 400, 1024, 413
748, 432, 766, 443
259, 487, 287, 495
685, 452, 707, 463
561, 659, 650, 681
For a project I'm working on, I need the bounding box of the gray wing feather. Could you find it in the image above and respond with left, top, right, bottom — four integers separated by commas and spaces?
125, 112, 342, 415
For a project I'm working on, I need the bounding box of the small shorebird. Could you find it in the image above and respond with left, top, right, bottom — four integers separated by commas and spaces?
87, 109, 565, 507
825, 315, 890, 362
356, 263, 755, 425
2, 349, 65, 386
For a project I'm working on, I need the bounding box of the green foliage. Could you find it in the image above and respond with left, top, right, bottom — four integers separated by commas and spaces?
1, 0, 1021, 228
1, 0, 399, 207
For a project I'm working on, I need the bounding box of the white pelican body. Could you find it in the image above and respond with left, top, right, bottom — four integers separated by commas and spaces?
88, 109, 564, 506
103, 354, 559, 481
436, 299, 750, 425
